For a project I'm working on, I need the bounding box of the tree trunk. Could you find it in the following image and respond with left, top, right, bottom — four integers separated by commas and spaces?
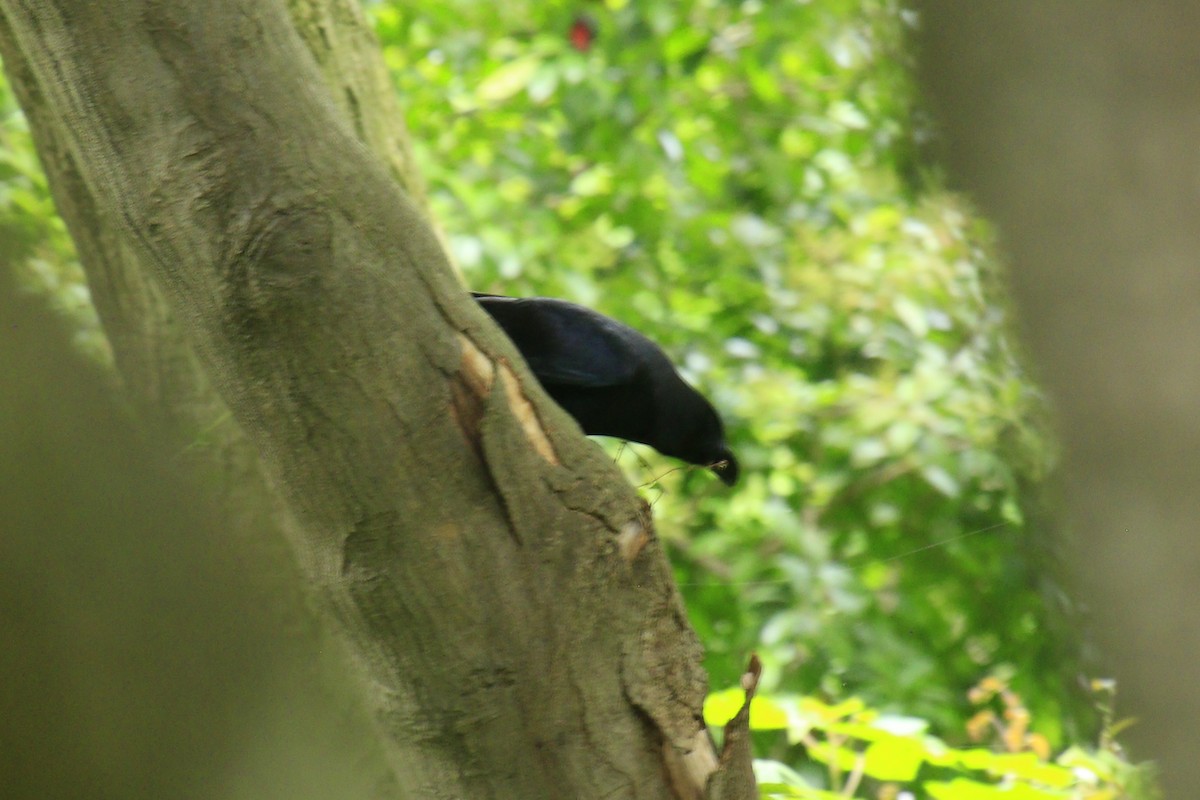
0, 1, 750, 797
0, 0, 423, 554
915, 3, 1200, 794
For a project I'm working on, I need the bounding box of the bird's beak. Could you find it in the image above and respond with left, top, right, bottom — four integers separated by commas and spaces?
711, 452, 739, 486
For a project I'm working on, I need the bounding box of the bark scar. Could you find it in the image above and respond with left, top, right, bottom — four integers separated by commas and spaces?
616, 504, 652, 562
497, 359, 560, 465
451, 332, 559, 466
458, 332, 495, 395
449, 334, 493, 459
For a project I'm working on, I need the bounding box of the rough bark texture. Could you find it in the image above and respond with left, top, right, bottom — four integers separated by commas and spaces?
0, 0, 745, 796
284, 0, 426, 206
916, 4, 1200, 794
0, 0, 423, 524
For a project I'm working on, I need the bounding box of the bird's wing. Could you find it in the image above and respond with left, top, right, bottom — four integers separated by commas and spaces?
472, 293, 639, 387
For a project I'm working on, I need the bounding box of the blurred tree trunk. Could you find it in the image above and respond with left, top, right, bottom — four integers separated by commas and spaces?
915, 3, 1200, 795
0, 1, 742, 798
0, 264, 394, 799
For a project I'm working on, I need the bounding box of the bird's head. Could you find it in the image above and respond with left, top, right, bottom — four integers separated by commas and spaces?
673, 394, 739, 486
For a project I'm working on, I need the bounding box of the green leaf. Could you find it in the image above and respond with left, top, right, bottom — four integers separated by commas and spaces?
568, 164, 614, 197
894, 295, 929, 337
749, 696, 790, 730
702, 690, 788, 730
703, 688, 745, 727
475, 56, 540, 103
850, 437, 889, 467
861, 735, 926, 781
804, 739, 860, 773
986, 753, 1075, 789
921, 464, 961, 497
925, 778, 1067, 800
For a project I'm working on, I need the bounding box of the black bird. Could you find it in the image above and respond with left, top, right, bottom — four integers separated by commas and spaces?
472, 292, 739, 485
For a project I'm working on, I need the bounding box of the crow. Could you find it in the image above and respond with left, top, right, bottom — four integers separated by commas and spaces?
472, 292, 739, 485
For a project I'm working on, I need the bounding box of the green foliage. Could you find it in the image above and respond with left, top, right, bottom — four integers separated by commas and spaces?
0, 0, 1158, 789
706, 676, 1158, 799
371, 0, 1084, 742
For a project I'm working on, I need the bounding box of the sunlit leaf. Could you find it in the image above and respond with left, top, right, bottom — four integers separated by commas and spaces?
860, 735, 926, 781
703, 689, 788, 731
475, 55, 540, 103
925, 778, 1067, 800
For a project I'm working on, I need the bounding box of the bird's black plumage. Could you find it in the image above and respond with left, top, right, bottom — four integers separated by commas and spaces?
472, 292, 738, 485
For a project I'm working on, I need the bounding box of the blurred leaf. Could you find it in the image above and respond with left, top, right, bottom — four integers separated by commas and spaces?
476, 55, 541, 103
925, 778, 1066, 800
861, 735, 925, 781
704, 688, 789, 731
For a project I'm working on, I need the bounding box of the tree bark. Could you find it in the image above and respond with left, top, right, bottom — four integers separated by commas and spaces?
0, 1, 744, 797
0, 0, 422, 534
283, 0, 427, 206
